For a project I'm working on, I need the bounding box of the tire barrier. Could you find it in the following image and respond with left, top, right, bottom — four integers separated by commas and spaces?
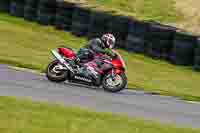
128, 19, 149, 37
194, 56, 200, 71
55, 1, 74, 31
170, 32, 197, 65
71, 7, 91, 36
1, 0, 200, 70
10, 0, 25, 17
146, 21, 176, 60
194, 38, 200, 71
108, 15, 129, 48
0, 0, 10, 12
37, 0, 57, 25
126, 34, 147, 53
25, 0, 38, 8
88, 11, 112, 38
146, 39, 172, 59
24, 0, 39, 21
125, 20, 149, 53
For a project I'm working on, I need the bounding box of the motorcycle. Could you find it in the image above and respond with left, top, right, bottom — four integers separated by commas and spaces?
46, 46, 127, 92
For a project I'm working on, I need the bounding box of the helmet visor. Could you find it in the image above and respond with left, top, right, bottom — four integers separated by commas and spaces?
107, 39, 114, 48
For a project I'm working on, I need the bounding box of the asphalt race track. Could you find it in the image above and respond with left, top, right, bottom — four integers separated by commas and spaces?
0, 64, 200, 128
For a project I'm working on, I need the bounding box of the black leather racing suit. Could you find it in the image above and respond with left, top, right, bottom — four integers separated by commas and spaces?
76, 38, 115, 80
76, 38, 108, 63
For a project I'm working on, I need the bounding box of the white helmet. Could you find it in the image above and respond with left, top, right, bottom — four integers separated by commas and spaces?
101, 33, 116, 49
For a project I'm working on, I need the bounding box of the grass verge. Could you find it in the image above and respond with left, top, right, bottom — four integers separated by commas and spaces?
66, 0, 182, 23
1, 13, 200, 101
0, 96, 199, 132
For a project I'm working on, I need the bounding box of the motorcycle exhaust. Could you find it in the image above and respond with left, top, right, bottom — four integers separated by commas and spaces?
51, 50, 74, 73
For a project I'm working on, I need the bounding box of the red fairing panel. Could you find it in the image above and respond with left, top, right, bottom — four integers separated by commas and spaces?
112, 59, 126, 74
58, 47, 76, 60
112, 59, 123, 69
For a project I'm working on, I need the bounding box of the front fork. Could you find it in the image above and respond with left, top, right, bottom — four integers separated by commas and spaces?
111, 69, 116, 80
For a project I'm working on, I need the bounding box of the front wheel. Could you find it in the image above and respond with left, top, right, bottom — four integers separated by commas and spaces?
102, 73, 127, 93
46, 60, 68, 82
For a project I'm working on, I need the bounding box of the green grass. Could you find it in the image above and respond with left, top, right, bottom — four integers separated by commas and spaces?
0, 13, 87, 70
1, 13, 200, 101
0, 96, 199, 132
70, 0, 182, 23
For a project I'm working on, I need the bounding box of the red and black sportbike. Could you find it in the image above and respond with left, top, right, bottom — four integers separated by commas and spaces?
46, 47, 127, 92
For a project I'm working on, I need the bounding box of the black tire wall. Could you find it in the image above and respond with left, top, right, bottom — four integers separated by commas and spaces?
24, 0, 39, 21
1, 0, 200, 70
88, 11, 112, 38
0, 0, 10, 12
10, 0, 25, 17
145, 21, 176, 60
125, 20, 149, 53
108, 15, 129, 48
71, 7, 91, 36
37, 0, 57, 25
194, 38, 200, 71
55, 1, 74, 31
170, 32, 197, 65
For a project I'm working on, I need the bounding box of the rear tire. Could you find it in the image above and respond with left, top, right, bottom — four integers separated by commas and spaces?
102, 73, 127, 93
46, 60, 68, 82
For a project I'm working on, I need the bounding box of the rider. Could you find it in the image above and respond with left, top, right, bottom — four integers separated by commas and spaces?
75, 33, 117, 80
76, 33, 116, 64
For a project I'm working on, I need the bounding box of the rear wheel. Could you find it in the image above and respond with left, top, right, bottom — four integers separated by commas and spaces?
102, 73, 127, 93
46, 60, 68, 82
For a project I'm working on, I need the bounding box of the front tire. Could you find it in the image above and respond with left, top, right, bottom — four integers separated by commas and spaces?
102, 73, 127, 93
46, 60, 68, 82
